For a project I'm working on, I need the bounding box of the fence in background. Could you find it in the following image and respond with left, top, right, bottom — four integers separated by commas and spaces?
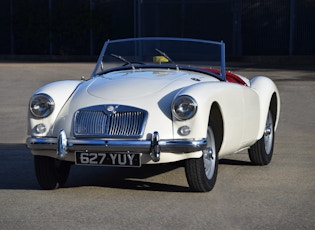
0, 0, 314, 57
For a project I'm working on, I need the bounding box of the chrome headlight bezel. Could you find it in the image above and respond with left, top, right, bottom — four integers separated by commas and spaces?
29, 93, 55, 118
172, 95, 198, 120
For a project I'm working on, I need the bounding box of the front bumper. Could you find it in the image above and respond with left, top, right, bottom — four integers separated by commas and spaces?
26, 130, 207, 162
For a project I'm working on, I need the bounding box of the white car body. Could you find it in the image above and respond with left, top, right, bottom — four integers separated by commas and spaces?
27, 37, 280, 191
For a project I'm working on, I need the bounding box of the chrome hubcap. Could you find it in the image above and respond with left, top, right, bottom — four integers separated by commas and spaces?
264, 112, 274, 155
203, 127, 216, 180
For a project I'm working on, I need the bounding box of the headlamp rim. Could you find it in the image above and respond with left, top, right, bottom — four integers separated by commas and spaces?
29, 93, 55, 118
172, 95, 197, 121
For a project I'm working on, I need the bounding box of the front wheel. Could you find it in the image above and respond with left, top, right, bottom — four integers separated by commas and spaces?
248, 110, 275, 165
34, 156, 71, 190
185, 125, 218, 192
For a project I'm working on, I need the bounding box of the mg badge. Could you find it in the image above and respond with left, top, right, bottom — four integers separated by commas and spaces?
107, 105, 118, 113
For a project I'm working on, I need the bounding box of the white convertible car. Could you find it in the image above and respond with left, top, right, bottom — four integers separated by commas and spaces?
27, 37, 280, 192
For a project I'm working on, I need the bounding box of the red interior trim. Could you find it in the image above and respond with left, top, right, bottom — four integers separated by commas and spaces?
201, 68, 248, 86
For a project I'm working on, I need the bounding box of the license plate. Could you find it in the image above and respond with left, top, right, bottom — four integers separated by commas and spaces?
75, 152, 141, 167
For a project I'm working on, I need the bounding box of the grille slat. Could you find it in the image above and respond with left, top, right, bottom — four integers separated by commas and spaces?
75, 111, 107, 135
74, 106, 146, 137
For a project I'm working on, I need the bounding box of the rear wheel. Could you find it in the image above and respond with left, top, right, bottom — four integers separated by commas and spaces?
185, 125, 218, 192
248, 110, 275, 165
34, 155, 71, 190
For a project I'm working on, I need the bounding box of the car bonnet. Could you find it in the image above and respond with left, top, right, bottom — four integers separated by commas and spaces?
87, 68, 218, 100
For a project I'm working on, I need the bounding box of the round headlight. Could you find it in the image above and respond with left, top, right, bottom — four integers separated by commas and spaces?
172, 95, 197, 120
30, 94, 55, 118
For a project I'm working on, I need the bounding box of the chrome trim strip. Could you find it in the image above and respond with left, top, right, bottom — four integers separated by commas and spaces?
26, 137, 207, 154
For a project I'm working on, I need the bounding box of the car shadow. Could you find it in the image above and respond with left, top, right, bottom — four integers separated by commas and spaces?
219, 158, 253, 166
67, 163, 191, 192
0, 144, 190, 192
0, 144, 252, 192
0, 144, 39, 190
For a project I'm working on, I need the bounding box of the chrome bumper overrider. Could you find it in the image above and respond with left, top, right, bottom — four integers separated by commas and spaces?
26, 130, 207, 162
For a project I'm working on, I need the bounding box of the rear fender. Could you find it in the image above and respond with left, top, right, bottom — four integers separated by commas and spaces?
250, 76, 280, 139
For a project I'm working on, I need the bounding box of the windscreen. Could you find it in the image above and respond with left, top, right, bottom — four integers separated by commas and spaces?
92, 37, 225, 80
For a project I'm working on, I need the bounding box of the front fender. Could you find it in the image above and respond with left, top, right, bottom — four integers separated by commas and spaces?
172, 82, 251, 155
28, 80, 82, 137
171, 82, 223, 140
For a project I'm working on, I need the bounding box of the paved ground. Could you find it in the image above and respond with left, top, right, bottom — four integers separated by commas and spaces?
0, 63, 314, 229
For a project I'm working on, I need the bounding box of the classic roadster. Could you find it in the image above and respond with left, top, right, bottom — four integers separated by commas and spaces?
27, 37, 280, 192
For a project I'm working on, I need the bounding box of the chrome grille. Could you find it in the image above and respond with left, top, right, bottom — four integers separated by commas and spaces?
75, 111, 107, 135
108, 111, 146, 136
74, 105, 147, 137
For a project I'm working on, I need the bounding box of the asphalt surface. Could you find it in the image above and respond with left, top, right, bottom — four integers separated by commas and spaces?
0, 63, 314, 229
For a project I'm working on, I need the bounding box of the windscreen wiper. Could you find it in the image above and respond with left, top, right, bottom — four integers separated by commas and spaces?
110, 53, 132, 65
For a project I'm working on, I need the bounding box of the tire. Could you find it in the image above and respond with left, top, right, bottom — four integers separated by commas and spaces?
185, 125, 218, 192
248, 110, 275, 165
34, 155, 71, 190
